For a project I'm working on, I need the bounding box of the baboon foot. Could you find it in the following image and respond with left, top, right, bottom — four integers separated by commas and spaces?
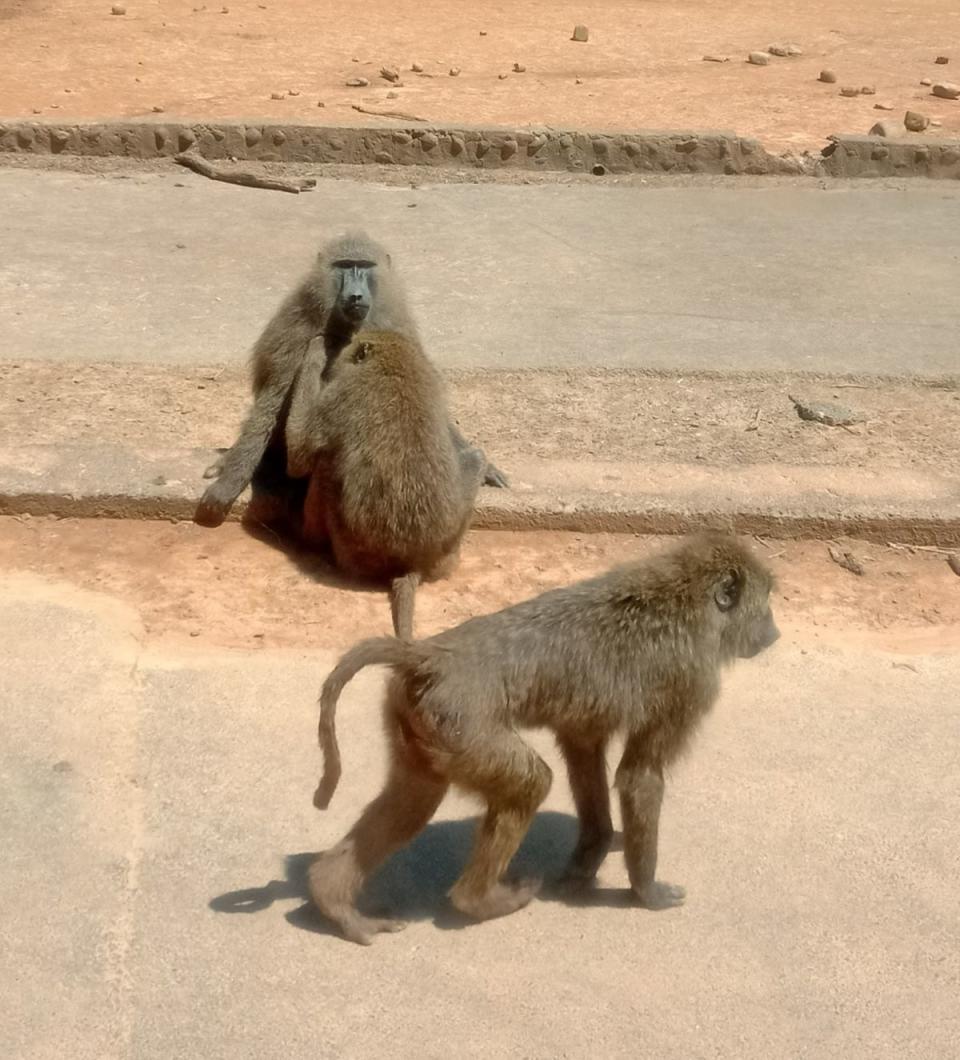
483, 462, 509, 489
632, 880, 686, 910
194, 480, 236, 527
338, 912, 408, 947
449, 877, 542, 921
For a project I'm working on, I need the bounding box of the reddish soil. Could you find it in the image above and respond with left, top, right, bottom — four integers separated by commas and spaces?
2, 516, 957, 653
1, 1, 958, 151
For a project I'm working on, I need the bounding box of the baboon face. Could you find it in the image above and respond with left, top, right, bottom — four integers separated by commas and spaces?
715, 568, 780, 660
331, 259, 379, 323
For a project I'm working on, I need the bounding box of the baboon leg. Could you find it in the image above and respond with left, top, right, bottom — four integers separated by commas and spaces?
448, 735, 552, 921
299, 463, 331, 548
308, 740, 449, 946
449, 422, 509, 489
195, 382, 288, 527
615, 734, 685, 910
557, 733, 613, 887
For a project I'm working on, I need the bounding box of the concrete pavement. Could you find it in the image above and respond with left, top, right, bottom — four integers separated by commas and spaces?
2, 167, 959, 377
1, 566, 957, 1060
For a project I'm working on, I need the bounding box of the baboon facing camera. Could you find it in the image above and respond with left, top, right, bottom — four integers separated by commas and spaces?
308, 533, 779, 945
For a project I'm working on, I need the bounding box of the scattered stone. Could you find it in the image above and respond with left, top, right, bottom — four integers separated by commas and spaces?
702, 55, 730, 63
839, 86, 860, 97
419, 132, 438, 150
930, 119, 942, 127
386, 90, 398, 99
32, 108, 41, 114
449, 66, 461, 76
221, 4, 228, 10
513, 62, 526, 73
789, 395, 862, 427
904, 110, 930, 132
479, 30, 487, 36
575, 77, 583, 84
498, 73, 508, 80
920, 77, 933, 86
873, 101, 894, 110
151, 105, 165, 112
869, 120, 899, 138
769, 43, 802, 57
380, 66, 400, 83
747, 51, 771, 66
270, 91, 284, 100
785, 43, 803, 56
932, 81, 960, 99
948, 554, 960, 577
111, 4, 126, 14
288, 89, 300, 96
571, 25, 588, 42
345, 77, 369, 87
828, 545, 865, 577
860, 85, 876, 95
935, 55, 949, 64
411, 62, 423, 72
819, 69, 837, 83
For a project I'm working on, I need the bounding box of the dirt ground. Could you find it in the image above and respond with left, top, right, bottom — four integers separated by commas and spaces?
1, 0, 958, 151
2, 516, 957, 653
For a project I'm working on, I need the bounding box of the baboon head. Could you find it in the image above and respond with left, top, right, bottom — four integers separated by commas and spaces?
713, 558, 779, 660
321, 231, 393, 326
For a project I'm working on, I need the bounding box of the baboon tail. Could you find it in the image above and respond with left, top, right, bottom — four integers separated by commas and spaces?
313, 636, 421, 810
389, 572, 421, 641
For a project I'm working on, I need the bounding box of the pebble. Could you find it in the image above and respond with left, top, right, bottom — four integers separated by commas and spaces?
111, 4, 126, 13
386, 90, 398, 99
935, 55, 949, 64
288, 88, 300, 96
920, 77, 933, 86
575, 77, 583, 85
270, 91, 284, 100
702, 55, 730, 63
869, 120, 899, 138
873, 101, 895, 110
789, 396, 862, 427
513, 62, 526, 73
819, 69, 837, 83
904, 110, 930, 132
571, 25, 588, 42
747, 51, 771, 65
317, 101, 325, 107
839, 86, 860, 97
151, 105, 165, 112
345, 77, 369, 87
769, 43, 803, 57
380, 66, 400, 83
860, 85, 876, 95
449, 66, 461, 76
498, 73, 508, 80
411, 62, 423, 72
932, 81, 960, 99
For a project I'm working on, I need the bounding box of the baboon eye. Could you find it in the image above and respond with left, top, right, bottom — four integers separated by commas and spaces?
714, 571, 739, 612
353, 343, 369, 363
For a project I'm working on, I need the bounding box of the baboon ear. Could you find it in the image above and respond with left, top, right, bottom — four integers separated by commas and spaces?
714, 570, 740, 612
352, 342, 370, 363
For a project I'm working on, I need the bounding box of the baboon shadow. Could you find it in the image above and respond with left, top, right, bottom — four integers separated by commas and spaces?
210, 811, 635, 939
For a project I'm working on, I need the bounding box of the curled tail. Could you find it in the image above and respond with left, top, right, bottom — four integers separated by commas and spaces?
313, 636, 422, 810
389, 571, 421, 641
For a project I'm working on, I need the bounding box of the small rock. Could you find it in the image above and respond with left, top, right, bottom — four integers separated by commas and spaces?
479, 30, 487, 36
270, 91, 284, 100
386, 90, 398, 99
411, 62, 423, 72
869, 120, 899, 138
380, 66, 400, 83
768, 43, 802, 57
935, 55, 949, 64
904, 110, 929, 132
32, 107, 41, 114
784, 43, 803, 56
571, 25, 588, 42
317, 101, 325, 107
839, 86, 860, 97
702, 55, 730, 63
860, 84, 876, 95
288, 88, 300, 96
449, 66, 461, 76
789, 395, 862, 427
930, 119, 942, 127
873, 101, 895, 110
151, 104, 164, 112
498, 73, 508, 80
828, 546, 865, 577
513, 62, 526, 73
575, 77, 583, 85
932, 81, 960, 99
111, 4, 126, 13
221, 4, 228, 11
345, 77, 369, 88
920, 77, 933, 86
748, 51, 771, 66
819, 69, 837, 83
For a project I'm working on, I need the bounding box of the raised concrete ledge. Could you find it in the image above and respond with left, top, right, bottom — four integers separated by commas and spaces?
2, 445, 957, 547
822, 134, 960, 178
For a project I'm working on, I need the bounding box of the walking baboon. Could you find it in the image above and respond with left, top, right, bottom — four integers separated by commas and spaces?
308, 533, 779, 945
195, 230, 506, 529
288, 328, 487, 640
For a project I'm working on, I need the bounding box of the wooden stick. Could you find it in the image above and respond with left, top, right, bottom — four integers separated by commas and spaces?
174, 151, 316, 194
351, 104, 428, 122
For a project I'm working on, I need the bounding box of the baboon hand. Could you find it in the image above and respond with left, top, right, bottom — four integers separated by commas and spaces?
483, 462, 509, 489
194, 479, 239, 528
632, 880, 686, 910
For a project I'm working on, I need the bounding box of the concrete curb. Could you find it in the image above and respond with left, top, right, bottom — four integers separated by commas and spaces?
2, 117, 959, 178
2, 444, 958, 546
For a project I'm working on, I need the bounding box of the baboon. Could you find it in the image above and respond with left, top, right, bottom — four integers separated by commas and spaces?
307, 533, 779, 945
286, 328, 487, 640
195, 230, 506, 529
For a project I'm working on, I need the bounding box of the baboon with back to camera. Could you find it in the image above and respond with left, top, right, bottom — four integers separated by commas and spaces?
286, 328, 487, 640
194, 230, 506, 530
307, 533, 779, 945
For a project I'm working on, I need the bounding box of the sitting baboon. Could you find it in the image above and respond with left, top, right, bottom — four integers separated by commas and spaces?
308, 533, 779, 945
195, 230, 506, 530
287, 328, 487, 639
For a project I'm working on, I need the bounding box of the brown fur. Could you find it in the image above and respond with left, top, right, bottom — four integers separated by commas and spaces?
194, 231, 506, 530
288, 328, 487, 639
307, 533, 780, 944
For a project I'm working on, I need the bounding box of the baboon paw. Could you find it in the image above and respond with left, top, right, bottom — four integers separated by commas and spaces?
451, 877, 542, 921
633, 881, 686, 910
341, 913, 407, 946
